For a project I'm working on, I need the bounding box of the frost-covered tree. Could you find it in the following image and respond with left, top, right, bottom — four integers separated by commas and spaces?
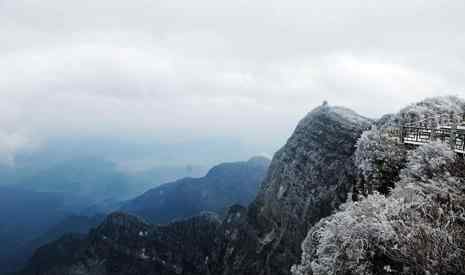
354, 127, 406, 196
291, 193, 401, 275
398, 141, 455, 185
293, 142, 465, 275
352, 96, 465, 198
383, 96, 465, 128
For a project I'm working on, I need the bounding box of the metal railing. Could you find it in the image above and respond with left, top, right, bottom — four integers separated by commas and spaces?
396, 126, 465, 154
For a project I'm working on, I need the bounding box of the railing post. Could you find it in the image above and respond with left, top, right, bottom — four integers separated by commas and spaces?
400, 125, 404, 144
450, 123, 457, 150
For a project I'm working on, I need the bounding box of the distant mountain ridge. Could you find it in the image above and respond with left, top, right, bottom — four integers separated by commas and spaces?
0, 157, 209, 274
121, 156, 270, 224
0, 157, 268, 274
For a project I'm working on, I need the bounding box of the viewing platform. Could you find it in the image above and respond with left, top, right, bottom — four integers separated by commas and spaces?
386, 112, 465, 154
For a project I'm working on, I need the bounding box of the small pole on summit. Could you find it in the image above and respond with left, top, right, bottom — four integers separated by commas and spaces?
322, 100, 328, 107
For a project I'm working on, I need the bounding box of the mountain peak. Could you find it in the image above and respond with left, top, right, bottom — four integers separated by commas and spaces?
233, 104, 373, 274
298, 105, 373, 131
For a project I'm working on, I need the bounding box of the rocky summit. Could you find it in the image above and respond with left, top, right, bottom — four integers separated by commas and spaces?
209, 104, 372, 275
17, 103, 372, 275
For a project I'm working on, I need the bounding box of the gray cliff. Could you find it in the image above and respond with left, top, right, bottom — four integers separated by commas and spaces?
211, 104, 372, 275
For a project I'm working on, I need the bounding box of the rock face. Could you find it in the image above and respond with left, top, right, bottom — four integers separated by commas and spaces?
121, 157, 270, 224
258, 105, 372, 235
210, 105, 372, 275
18, 104, 372, 275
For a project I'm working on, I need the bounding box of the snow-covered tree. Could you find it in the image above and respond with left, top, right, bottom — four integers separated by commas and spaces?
398, 141, 455, 184
353, 96, 465, 198
291, 193, 401, 275
354, 127, 406, 196
293, 142, 465, 275
383, 96, 465, 128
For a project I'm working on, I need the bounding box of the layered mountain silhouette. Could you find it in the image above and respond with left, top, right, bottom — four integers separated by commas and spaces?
0, 157, 268, 274
121, 156, 270, 224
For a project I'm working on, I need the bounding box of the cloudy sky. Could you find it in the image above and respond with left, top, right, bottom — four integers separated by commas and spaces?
1, 0, 464, 167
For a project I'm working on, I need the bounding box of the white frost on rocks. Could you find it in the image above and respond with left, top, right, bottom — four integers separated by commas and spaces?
259, 229, 276, 246
277, 185, 286, 199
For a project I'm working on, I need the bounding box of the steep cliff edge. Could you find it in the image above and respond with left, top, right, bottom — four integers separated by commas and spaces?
210, 104, 372, 275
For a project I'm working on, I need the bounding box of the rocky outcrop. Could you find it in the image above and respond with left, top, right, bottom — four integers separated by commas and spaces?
210, 105, 372, 275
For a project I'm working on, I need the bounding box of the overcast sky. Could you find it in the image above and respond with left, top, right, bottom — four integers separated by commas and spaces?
1, 0, 464, 167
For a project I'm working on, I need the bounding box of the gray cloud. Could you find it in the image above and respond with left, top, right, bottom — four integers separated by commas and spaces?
1, 0, 464, 165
